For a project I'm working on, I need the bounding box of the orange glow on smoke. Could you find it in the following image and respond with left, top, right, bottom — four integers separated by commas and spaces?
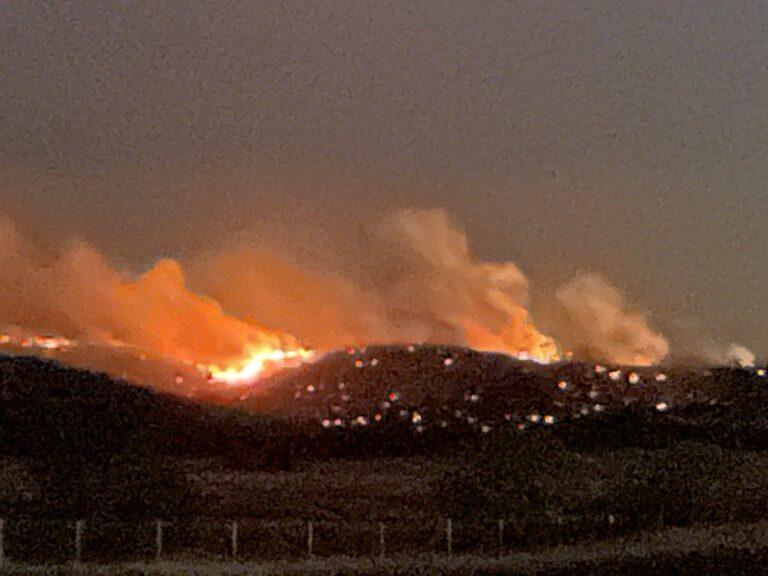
462, 306, 561, 363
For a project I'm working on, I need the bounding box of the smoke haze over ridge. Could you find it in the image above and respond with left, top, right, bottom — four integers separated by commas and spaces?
0, 205, 688, 387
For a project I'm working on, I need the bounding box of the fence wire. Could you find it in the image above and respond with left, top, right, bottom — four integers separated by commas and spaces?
0, 517, 537, 563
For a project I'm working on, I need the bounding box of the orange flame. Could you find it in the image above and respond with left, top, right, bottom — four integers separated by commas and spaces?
205, 344, 314, 385
462, 305, 562, 364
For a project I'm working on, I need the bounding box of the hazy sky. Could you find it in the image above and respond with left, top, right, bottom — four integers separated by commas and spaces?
1, 0, 767, 357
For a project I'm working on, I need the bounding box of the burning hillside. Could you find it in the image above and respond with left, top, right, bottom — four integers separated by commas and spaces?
0, 207, 679, 398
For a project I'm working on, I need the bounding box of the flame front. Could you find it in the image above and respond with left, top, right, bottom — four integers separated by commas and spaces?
462, 306, 562, 364
205, 344, 315, 385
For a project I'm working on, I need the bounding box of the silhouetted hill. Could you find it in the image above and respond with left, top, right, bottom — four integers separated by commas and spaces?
0, 354, 292, 468
1, 346, 767, 468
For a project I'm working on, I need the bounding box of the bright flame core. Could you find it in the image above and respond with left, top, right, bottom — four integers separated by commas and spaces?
205, 345, 315, 385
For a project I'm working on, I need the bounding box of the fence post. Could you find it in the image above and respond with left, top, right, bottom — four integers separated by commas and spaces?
74, 520, 84, 564
0, 518, 5, 568
231, 520, 238, 560
307, 521, 314, 558
445, 518, 452, 557
498, 519, 505, 556
155, 520, 164, 561
378, 522, 385, 558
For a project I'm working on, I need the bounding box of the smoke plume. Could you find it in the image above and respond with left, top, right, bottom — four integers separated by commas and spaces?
0, 214, 293, 368
546, 273, 670, 366
0, 207, 681, 390
723, 343, 756, 368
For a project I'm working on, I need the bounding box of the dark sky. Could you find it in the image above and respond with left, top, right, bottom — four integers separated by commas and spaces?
1, 0, 767, 357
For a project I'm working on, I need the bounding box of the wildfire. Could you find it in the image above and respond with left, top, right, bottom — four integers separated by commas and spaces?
204, 344, 315, 385
462, 306, 562, 364
0, 331, 76, 351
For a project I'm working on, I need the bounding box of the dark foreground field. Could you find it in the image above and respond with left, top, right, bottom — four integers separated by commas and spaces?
0, 347, 767, 573
3, 521, 768, 575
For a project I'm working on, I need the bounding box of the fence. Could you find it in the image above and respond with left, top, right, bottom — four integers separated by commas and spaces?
0, 516, 539, 564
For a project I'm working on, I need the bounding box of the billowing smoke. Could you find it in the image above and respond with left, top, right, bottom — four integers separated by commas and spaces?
545, 273, 670, 366
371, 208, 556, 358
0, 214, 294, 369
188, 208, 557, 361
189, 208, 667, 366
723, 344, 756, 368
0, 206, 678, 389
